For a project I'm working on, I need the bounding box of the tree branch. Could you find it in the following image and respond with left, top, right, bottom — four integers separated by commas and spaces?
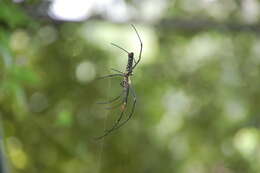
158, 18, 260, 34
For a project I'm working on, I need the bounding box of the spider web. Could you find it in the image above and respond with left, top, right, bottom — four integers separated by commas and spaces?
95, 76, 112, 173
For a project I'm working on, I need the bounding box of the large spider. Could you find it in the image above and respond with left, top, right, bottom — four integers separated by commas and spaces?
96, 24, 143, 139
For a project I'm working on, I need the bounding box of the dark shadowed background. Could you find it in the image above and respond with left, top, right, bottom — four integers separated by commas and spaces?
1, 0, 260, 173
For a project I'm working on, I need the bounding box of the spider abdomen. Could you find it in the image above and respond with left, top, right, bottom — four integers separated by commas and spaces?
126, 52, 134, 73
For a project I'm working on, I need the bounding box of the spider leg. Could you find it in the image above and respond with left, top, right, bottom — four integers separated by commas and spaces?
104, 100, 123, 110
131, 24, 143, 70
97, 91, 123, 104
95, 102, 126, 139
110, 43, 130, 54
105, 87, 129, 130
112, 84, 136, 131
97, 74, 123, 80
111, 68, 124, 74
95, 87, 129, 140
95, 110, 125, 140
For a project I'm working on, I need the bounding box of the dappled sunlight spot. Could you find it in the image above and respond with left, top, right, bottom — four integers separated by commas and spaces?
49, 0, 94, 21
203, 0, 237, 20
181, 0, 236, 20
37, 25, 57, 45
55, 100, 74, 126
49, 0, 131, 22
80, 23, 157, 67
6, 137, 28, 169
163, 89, 192, 116
9, 148, 28, 169
223, 99, 247, 123
156, 89, 191, 138
10, 30, 30, 52
233, 128, 259, 159
139, 0, 168, 22
97, 0, 130, 22
56, 110, 73, 127
75, 61, 96, 83
29, 92, 48, 113
241, 0, 260, 24
156, 112, 184, 138
80, 23, 119, 47
177, 34, 221, 72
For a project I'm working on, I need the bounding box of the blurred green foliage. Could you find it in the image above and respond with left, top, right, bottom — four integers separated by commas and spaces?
1, 0, 260, 173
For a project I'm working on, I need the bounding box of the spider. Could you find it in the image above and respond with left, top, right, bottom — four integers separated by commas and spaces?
96, 24, 143, 139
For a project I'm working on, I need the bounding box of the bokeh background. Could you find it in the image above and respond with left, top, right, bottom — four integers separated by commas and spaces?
1, 0, 260, 172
